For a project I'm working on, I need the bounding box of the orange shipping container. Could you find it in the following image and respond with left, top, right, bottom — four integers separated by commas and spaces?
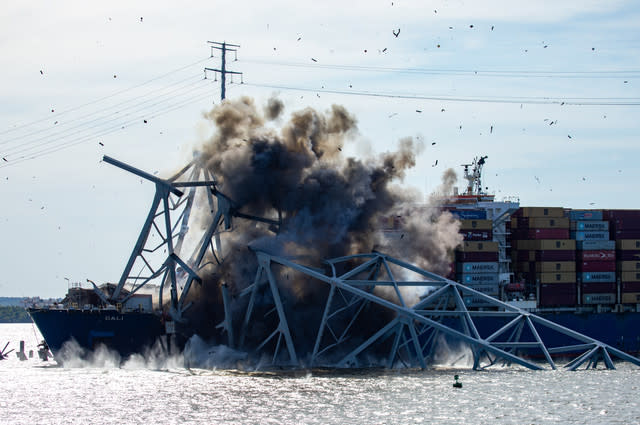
535, 262, 576, 273
616, 240, 640, 250
520, 207, 564, 218
621, 292, 640, 304
458, 241, 499, 252
621, 271, 640, 282
617, 261, 640, 272
536, 272, 576, 284
534, 240, 576, 251
522, 217, 570, 229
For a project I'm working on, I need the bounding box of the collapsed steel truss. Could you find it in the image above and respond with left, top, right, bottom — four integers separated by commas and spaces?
102, 155, 640, 371
227, 251, 640, 371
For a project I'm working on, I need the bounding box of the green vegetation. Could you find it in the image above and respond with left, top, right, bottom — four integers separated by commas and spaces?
0, 306, 31, 323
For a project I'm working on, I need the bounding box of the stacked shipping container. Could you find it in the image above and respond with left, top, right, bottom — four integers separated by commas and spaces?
450, 210, 498, 307
570, 210, 617, 305
511, 207, 577, 307
605, 210, 640, 305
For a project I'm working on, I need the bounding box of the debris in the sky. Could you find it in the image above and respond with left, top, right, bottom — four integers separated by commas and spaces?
2, 157, 7, 162
432, 160, 438, 167
393, 28, 400, 37
311, 58, 317, 62
113, 74, 117, 78
441, 108, 445, 112
40, 70, 43, 75
543, 45, 548, 48
437, 44, 441, 48
297, 37, 301, 41
140, 17, 143, 22
534, 176, 540, 183
432, 142, 436, 145
54, 121, 58, 125
388, 112, 398, 118
99, 142, 104, 146
416, 109, 422, 113
364, 49, 367, 53
51, 109, 54, 112
568, 134, 572, 139
143, 119, 148, 123
491, 26, 494, 31
469, 24, 474, 28
490, 125, 493, 133
592, 47, 595, 51
624, 80, 628, 83
382, 47, 387, 52
449, 26, 453, 30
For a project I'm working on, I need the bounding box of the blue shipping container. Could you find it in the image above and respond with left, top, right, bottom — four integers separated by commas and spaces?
459, 273, 499, 285
569, 210, 603, 221
577, 240, 616, 250
571, 231, 610, 241
456, 262, 499, 273
581, 272, 616, 283
572, 221, 609, 231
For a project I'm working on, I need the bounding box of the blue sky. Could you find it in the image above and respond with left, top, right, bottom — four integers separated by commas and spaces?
1, 0, 639, 297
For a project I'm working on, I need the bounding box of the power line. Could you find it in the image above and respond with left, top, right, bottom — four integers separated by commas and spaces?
0, 57, 212, 137
244, 82, 640, 105
240, 58, 640, 79
0, 85, 221, 168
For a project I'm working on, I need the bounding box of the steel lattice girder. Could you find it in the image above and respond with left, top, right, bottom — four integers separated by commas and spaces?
229, 251, 640, 371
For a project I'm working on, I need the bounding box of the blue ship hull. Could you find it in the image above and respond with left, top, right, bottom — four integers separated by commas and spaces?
28, 308, 166, 358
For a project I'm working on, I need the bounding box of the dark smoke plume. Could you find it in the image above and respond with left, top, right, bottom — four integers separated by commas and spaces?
182, 97, 462, 355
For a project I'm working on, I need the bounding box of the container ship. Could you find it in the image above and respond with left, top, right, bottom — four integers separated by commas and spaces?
28, 155, 640, 362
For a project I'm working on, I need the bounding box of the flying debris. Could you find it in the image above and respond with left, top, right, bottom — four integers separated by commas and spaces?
143, 119, 148, 124
40, 70, 43, 75
431, 142, 436, 145
140, 17, 143, 22
113, 75, 117, 78
393, 28, 400, 37
469, 24, 474, 28
433, 159, 438, 167
99, 142, 104, 146
568, 134, 572, 139
382, 48, 387, 52
491, 26, 494, 31
2, 157, 7, 162
297, 37, 301, 41
416, 109, 422, 113
441, 108, 445, 112
490, 125, 493, 134
311, 58, 317, 62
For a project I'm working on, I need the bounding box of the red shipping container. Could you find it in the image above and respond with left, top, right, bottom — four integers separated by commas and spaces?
455, 251, 499, 262
535, 250, 576, 261
580, 250, 615, 261
617, 250, 640, 261
581, 282, 617, 293
612, 229, 640, 239
622, 281, 640, 292
539, 283, 577, 307
610, 218, 640, 231
515, 250, 532, 261
577, 261, 616, 272
527, 228, 570, 239
603, 210, 640, 220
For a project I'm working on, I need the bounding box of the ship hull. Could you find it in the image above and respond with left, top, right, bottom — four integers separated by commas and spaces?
28, 308, 166, 359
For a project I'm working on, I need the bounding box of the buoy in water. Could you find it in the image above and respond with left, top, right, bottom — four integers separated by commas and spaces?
453, 374, 462, 388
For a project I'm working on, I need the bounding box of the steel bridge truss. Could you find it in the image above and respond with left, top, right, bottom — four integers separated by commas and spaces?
101, 155, 277, 322
228, 251, 640, 371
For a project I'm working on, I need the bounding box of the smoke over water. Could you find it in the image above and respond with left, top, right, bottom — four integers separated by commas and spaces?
178, 97, 462, 365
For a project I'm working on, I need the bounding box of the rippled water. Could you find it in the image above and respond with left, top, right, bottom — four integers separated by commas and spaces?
2, 323, 639, 424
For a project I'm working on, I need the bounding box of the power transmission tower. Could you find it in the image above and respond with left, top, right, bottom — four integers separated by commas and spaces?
204, 41, 243, 102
